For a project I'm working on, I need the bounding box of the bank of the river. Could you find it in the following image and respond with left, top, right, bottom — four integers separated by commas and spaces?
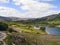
56, 25, 60, 27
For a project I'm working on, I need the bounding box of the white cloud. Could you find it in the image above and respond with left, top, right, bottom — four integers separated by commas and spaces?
0, 0, 9, 3
0, 6, 59, 18
0, 6, 24, 17
40, 0, 54, 1
0, 0, 59, 18
12, 0, 58, 18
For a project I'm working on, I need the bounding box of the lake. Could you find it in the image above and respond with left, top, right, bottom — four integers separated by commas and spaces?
45, 26, 60, 36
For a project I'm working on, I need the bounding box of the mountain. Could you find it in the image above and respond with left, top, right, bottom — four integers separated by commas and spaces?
0, 13, 60, 22
0, 16, 35, 21
0, 16, 21, 21
0, 16, 11, 21
33, 13, 60, 22
14, 13, 60, 24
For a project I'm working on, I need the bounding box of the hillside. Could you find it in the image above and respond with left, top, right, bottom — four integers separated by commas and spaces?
14, 13, 60, 25
0, 16, 36, 21
0, 22, 60, 45
0, 16, 23, 21
1, 13, 60, 22
0, 14, 60, 45
36, 13, 60, 21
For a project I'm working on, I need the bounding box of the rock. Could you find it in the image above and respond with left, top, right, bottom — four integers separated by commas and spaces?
12, 34, 26, 45
32, 41, 38, 45
0, 41, 4, 45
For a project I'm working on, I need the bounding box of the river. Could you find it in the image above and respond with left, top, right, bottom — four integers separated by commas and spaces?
45, 26, 60, 36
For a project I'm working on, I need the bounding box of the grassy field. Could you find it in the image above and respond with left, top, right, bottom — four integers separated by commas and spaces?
1, 21, 60, 45
4, 24, 60, 45
4, 31, 60, 45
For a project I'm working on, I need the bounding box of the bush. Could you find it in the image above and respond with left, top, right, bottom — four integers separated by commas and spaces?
40, 27, 45, 31
0, 22, 8, 31
8, 28, 17, 33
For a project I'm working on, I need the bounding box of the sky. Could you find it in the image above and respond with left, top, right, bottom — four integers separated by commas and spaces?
0, 0, 60, 18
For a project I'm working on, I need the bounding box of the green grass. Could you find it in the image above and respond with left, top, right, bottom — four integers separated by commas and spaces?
4, 34, 13, 45
2, 21, 60, 45
17, 26, 46, 34
46, 40, 59, 45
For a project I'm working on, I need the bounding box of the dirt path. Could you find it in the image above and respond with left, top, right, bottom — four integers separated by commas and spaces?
0, 32, 7, 45
0, 32, 7, 41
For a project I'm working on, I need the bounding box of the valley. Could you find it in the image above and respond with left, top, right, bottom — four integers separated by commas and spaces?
0, 13, 60, 45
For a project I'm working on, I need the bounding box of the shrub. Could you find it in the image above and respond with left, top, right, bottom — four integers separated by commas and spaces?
0, 22, 8, 31
40, 27, 45, 31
